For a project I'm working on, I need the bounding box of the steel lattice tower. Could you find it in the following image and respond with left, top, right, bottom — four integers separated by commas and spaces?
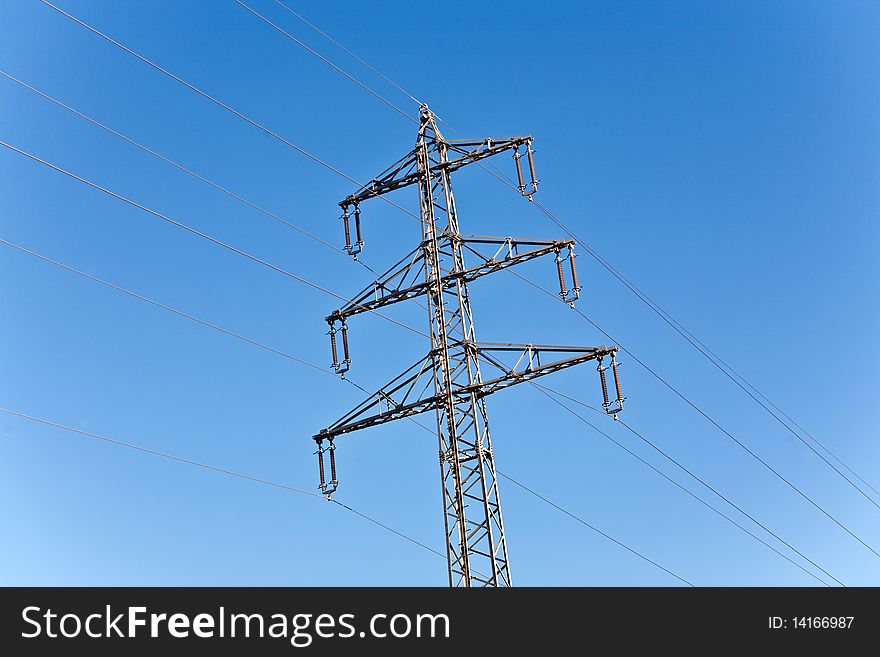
314, 106, 624, 587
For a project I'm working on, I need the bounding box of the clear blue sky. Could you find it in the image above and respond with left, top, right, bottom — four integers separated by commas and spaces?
1, 0, 877, 586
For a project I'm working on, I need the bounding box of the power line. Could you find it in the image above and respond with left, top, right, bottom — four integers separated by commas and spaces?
1, 236, 694, 585
0, 68, 382, 278
0, 236, 376, 397
568, 302, 880, 561
527, 197, 880, 510
618, 417, 847, 584
327, 499, 446, 560
738, 382, 880, 501
0, 70, 337, 253
39, 0, 423, 226
273, 0, 424, 107
0, 139, 427, 339
530, 383, 840, 586
686, 331, 880, 503
0, 406, 451, 565
0, 237, 329, 377
235, 0, 416, 124
37, 0, 350, 182
0, 406, 315, 495
498, 471, 695, 586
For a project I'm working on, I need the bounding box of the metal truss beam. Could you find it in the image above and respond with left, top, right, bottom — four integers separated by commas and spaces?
339, 137, 533, 208
326, 237, 575, 323
315, 343, 617, 440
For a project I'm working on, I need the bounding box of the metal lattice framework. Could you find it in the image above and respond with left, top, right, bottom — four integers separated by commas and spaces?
314, 106, 624, 587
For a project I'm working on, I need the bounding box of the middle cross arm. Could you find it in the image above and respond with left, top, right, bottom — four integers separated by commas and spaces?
326, 236, 574, 324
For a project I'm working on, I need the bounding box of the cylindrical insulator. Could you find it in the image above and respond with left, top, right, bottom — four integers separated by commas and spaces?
569, 250, 580, 290
317, 442, 326, 489
342, 210, 352, 251
526, 145, 538, 189
514, 152, 525, 192
329, 328, 339, 369
598, 360, 610, 408
329, 442, 337, 483
341, 324, 350, 362
354, 206, 363, 245
612, 355, 623, 402
556, 254, 567, 297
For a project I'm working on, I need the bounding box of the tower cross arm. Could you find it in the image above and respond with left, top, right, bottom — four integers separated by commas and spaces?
326, 236, 576, 324
467, 343, 618, 398
314, 343, 617, 441
441, 136, 532, 176
339, 136, 533, 208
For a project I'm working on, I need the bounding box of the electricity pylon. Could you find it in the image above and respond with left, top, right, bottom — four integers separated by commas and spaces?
313, 106, 624, 587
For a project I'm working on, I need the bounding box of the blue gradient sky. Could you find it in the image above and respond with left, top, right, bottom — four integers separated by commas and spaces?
1, 0, 878, 586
